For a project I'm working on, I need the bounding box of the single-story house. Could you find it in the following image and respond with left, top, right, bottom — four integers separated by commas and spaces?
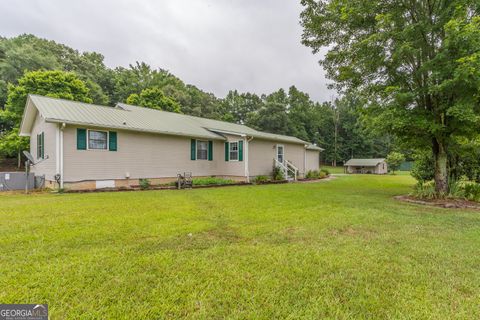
19, 95, 323, 190
344, 158, 387, 174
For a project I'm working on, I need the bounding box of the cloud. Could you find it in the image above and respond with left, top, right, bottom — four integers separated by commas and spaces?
0, 0, 333, 102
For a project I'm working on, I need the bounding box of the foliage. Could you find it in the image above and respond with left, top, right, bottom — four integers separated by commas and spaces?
412, 179, 480, 202
253, 175, 269, 184
463, 182, 480, 202
320, 168, 330, 176
411, 181, 438, 199
301, 0, 480, 193
272, 166, 285, 181
0, 34, 112, 106
0, 70, 92, 158
410, 151, 435, 183
126, 87, 181, 113
306, 170, 319, 179
139, 178, 151, 190
192, 177, 235, 186
4, 70, 92, 124
386, 152, 405, 174
0, 128, 28, 158
220, 90, 262, 124
448, 137, 480, 182
114, 62, 222, 119
306, 170, 327, 179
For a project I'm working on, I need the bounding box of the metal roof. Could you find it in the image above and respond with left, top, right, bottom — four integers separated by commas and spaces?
20, 95, 308, 145
306, 144, 324, 151
344, 158, 386, 166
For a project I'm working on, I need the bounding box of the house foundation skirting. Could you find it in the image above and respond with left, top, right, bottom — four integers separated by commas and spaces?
51, 175, 249, 190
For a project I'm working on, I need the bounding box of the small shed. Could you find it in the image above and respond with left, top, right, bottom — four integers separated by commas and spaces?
344, 158, 387, 174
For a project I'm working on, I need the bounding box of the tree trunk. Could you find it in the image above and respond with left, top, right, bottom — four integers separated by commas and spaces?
433, 138, 448, 194
17, 149, 21, 169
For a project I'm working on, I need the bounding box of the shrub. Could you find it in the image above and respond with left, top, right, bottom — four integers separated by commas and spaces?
306, 170, 327, 179
254, 175, 269, 184
411, 151, 434, 183
411, 179, 480, 202
411, 181, 437, 199
306, 170, 319, 179
272, 166, 285, 181
192, 177, 234, 186
448, 180, 465, 199
320, 168, 330, 176
463, 182, 480, 202
386, 151, 405, 174
139, 179, 151, 190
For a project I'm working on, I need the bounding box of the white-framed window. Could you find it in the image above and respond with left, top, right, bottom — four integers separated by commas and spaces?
196, 140, 208, 160
229, 141, 239, 161
37, 132, 44, 159
276, 144, 284, 163
88, 130, 108, 150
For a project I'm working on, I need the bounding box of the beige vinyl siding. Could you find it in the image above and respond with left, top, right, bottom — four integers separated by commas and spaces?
305, 150, 320, 172
248, 138, 306, 177
346, 162, 387, 174
62, 126, 245, 182
376, 162, 388, 174
30, 112, 57, 180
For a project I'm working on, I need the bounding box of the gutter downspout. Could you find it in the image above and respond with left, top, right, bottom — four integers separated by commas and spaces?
245, 136, 253, 182
304, 145, 307, 178
56, 124, 60, 182
60, 123, 65, 189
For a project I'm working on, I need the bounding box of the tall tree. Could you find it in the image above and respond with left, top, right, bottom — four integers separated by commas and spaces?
220, 90, 262, 124
126, 87, 181, 113
301, 0, 480, 193
0, 34, 111, 106
0, 70, 92, 162
249, 89, 291, 135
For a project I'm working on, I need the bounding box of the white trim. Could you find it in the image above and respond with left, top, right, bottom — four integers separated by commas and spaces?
208, 129, 246, 137
60, 124, 64, 189
276, 144, 284, 163
195, 139, 209, 161
44, 118, 224, 141
304, 147, 307, 177
228, 141, 239, 161
19, 96, 35, 136
56, 125, 60, 176
244, 137, 250, 182
87, 129, 109, 151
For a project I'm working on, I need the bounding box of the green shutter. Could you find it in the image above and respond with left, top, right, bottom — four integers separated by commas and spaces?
109, 131, 117, 151
238, 140, 243, 161
41, 132, 45, 159
208, 141, 213, 161
191, 139, 196, 160
224, 142, 229, 161
77, 128, 87, 150
36, 134, 40, 159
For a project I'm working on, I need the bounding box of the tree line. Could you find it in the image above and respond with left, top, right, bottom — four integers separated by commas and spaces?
0, 34, 391, 166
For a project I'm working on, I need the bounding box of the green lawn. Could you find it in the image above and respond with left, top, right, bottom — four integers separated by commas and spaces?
321, 165, 345, 174
1, 175, 479, 319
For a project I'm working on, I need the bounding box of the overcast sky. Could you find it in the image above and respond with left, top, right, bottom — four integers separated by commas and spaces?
0, 0, 333, 102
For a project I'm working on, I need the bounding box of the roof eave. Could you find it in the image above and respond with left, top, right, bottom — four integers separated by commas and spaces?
44, 118, 225, 140
19, 95, 36, 136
